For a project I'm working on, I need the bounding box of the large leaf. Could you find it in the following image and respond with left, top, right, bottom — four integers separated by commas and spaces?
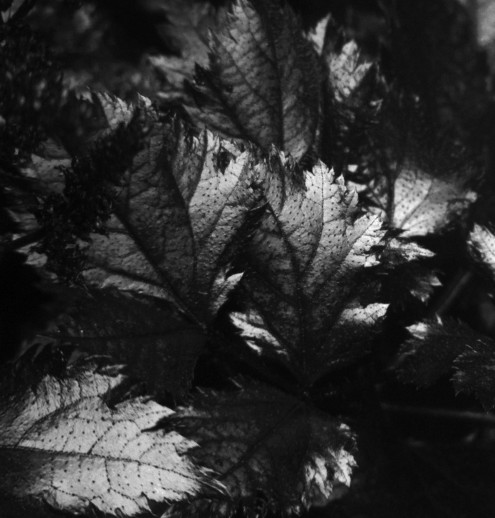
33, 288, 205, 399
84, 115, 260, 327
232, 155, 388, 386
0, 357, 216, 518
187, 0, 320, 161
163, 382, 356, 516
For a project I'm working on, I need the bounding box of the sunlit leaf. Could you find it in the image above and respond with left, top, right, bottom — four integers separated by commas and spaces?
232, 155, 388, 385
84, 115, 260, 326
469, 224, 495, 283
163, 382, 356, 516
381, 163, 476, 238
187, 0, 320, 160
0, 357, 216, 518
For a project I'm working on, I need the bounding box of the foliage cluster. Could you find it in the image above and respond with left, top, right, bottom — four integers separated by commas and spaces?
2, 0, 495, 517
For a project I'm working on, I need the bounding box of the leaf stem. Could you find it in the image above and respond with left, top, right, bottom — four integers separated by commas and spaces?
427, 268, 473, 318
382, 402, 495, 426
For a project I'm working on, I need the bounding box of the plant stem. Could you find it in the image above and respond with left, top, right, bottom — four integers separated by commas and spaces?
427, 269, 473, 318
382, 402, 495, 426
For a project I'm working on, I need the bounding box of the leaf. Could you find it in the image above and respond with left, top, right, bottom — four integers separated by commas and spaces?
35, 288, 205, 399
0, 356, 216, 518
187, 0, 321, 161
326, 39, 375, 104
394, 319, 471, 387
84, 115, 260, 327
469, 224, 495, 283
356, 96, 478, 239
453, 339, 495, 409
232, 155, 388, 385
395, 317, 495, 408
163, 382, 356, 516
377, 239, 440, 306
382, 162, 476, 238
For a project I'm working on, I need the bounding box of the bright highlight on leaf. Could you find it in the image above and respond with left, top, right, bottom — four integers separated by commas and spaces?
385, 163, 476, 238
187, 0, 320, 160
0, 357, 215, 518
163, 382, 356, 516
84, 115, 259, 326
232, 155, 388, 385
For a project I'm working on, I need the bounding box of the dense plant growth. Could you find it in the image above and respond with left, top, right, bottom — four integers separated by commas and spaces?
2, 0, 495, 516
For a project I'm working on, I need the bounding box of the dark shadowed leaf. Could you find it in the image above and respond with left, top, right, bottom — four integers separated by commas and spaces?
232, 155, 388, 385
163, 382, 356, 516
0, 357, 217, 518
33, 288, 205, 399
395, 319, 471, 387
453, 339, 495, 409
187, 0, 320, 161
84, 115, 260, 327
395, 317, 495, 409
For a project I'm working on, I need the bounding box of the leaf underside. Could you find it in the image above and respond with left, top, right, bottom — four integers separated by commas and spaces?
187, 0, 320, 161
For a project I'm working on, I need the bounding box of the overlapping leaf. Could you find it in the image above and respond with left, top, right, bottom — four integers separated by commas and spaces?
380, 162, 476, 238
395, 317, 495, 409
0, 357, 216, 518
395, 319, 471, 387
187, 0, 320, 161
84, 115, 260, 326
469, 224, 495, 282
355, 96, 478, 239
33, 288, 205, 399
232, 155, 388, 385
163, 382, 356, 516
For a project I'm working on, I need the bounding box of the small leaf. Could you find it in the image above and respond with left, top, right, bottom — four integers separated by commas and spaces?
454, 340, 495, 409
326, 40, 375, 104
395, 319, 470, 387
232, 155, 388, 385
469, 224, 495, 283
163, 382, 356, 516
378, 238, 440, 306
383, 162, 476, 238
0, 357, 215, 518
187, 0, 320, 160
84, 115, 260, 326
395, 318, 495, 409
